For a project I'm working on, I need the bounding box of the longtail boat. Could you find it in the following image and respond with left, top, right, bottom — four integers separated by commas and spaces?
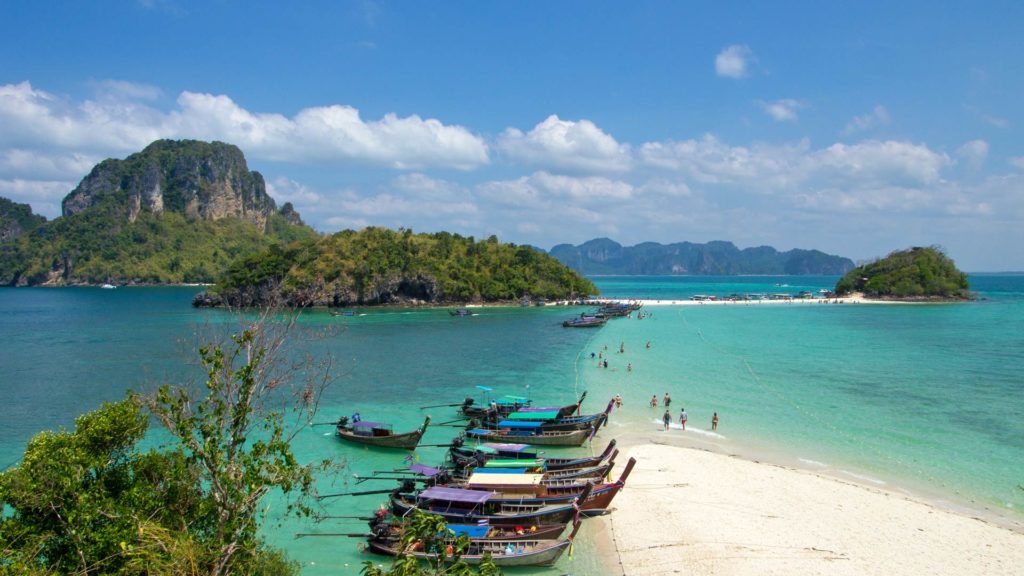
367, 514, 568, 543
367, 516, 583, 567
449, 438, 618, 472
460, 392, 586, 419
479, 400, 612, 432
393, 458, 635, 516
390, 483, 592, 525
562, 316, 606, 328
336, 415, 431, 450
466, 423, 593, 446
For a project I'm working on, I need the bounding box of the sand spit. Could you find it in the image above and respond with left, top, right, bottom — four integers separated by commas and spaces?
599, 443, 1024, 575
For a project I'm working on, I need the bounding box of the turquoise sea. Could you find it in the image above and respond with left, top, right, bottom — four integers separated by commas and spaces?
1, 275, 1022, 574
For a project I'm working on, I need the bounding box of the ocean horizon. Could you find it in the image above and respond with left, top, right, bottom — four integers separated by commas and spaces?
1, 274, 1021, 574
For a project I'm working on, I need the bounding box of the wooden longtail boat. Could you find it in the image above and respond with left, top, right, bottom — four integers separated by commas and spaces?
460, 391, 586, 419
478, 401, 613, 432
562, 316, 607, 328
367, 516, 583, 567
390, 483, 592, 525
466, 423, 593, 446
394, 458, 636, 517
368, 516, 568, 542
449, 438, 618, 472
336, 416, 431, 450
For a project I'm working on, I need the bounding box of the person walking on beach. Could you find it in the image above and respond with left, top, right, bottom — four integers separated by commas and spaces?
712, 412, 718, 431
650, 395, 658, 408
663, 393, 671, 408
679, 407, 688, 430
614, 394, 622, 408
663, 409, 671, 430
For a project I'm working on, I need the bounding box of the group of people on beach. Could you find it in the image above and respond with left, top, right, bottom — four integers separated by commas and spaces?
594, 338, 719, 433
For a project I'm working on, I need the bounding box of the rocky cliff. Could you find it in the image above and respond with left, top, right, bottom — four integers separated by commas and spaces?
0, 198, 46, 242
62, 139, 279, 229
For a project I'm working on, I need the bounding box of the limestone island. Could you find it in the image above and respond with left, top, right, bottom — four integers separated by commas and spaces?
834, 246, 972, 301
192, 227, 598, 308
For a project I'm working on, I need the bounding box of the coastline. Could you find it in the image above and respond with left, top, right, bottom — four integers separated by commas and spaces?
593, 435, 1024, 575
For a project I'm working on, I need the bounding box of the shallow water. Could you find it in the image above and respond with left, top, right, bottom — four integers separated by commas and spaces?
1, 275, 1021, 574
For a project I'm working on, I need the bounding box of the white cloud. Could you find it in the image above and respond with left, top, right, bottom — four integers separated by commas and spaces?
758, 99, 804, 122
478, 171, 634, 207
843, 105, 891, 135
496, 115, 632, 172
715, 45, 753, 79
266, 176, 322, 205
0, 178, 73, 217
0, 149, 97, 181
1009, 157, 1024, 170
0, 81, 490, 172
956, 139, 988, 169
812, 140, 950, 185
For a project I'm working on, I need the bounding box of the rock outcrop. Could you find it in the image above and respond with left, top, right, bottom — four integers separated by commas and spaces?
0, 197, 46, 242
62, 140, 278, 229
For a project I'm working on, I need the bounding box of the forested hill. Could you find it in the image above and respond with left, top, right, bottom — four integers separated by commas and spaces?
193, 227, 598, 308
834, 246, 971, 300
0, 140, 317, 286
549, 238, 855, 275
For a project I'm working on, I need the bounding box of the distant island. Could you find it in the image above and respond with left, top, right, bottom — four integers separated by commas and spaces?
834, 246, 971, 300
193, 227, 596, 308
548, 238, 854, 276
0, 140, 316, 286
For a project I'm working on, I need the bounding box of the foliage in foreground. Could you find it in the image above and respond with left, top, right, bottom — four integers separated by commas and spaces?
208, 226, 598, 307
0, 317, 333, 575
834, 246, 970, 299
360, 510, 501, 576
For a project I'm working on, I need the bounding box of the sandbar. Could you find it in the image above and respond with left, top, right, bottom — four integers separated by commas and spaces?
595, 442, 1024, 575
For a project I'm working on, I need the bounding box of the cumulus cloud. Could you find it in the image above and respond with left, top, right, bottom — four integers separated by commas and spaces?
1009, 157, 1024, 170
843, 105, 891, 135
715, 45, 753, 79
758, 99, 805, 122
496, 115, 632, 172
0, 81, 490, 173
956, 139, 988, 169
0, 178, 73, 217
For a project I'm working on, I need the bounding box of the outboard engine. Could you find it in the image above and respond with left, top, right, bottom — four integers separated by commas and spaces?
462, 397, 475, 407
451, 436, 464, 449
337, 416, 349, 427
399, 479, 417, 494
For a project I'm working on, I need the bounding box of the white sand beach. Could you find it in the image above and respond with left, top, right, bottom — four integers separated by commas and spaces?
595, 442, 1024, 575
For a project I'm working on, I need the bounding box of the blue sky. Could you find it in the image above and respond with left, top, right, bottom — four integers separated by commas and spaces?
2, 1, 1022, 270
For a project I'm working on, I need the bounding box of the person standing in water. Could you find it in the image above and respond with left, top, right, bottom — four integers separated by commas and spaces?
663, 393, 671, 408
650, 395, 658, 408
663, 409, 671, 430
712, 412, 718, 431
679, 407, 688, 430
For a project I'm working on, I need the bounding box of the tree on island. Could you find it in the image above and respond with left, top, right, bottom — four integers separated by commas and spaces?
834, 246, 971, 299
0, 312, 336, 575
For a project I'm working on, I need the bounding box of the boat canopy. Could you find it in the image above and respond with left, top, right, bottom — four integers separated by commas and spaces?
496, 420, 544, 429
418, 486, 492, 504
506, 411, 559, 421
479, 440, 532, 450
409, 463, 442, 477
484, 459, 545, 468
476, 467, 529, 474
467, 472, 544, 486
352, 421, 388, 429
446, 524, 491, 538
517, 406, 562, 413
466, 429, 493, 437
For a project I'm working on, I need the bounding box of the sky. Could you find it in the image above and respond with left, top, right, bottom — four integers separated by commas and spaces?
1, 1, 1022, 271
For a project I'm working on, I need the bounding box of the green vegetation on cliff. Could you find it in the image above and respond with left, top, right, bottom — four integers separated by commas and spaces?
0, 139, 318, 286
201, 227, 598, 307
834, 246, 970, 299
0, 198, 316, 285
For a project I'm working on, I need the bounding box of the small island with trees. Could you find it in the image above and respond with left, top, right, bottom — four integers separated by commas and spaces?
193, 227, 598, 308
834, 246, 972, 301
